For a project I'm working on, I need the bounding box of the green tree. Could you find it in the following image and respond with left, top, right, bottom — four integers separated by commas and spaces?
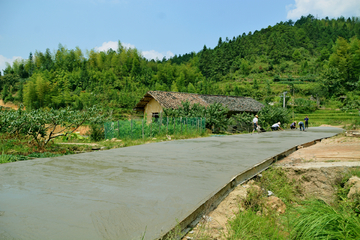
187, 83, 196, 93
240, 59, 251, 75
131, 55, 141, 78
292, 49, 302, 62
17, 82, 24, 102
171, 81, 178, 92
35, 75, 51, 108
176, 72, 186, 92
1, 84, 9, 101
23, 80, 37, 109
253, 79, 259, 90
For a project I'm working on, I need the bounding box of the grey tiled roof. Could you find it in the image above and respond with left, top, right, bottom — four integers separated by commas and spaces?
134, 91, 264, 113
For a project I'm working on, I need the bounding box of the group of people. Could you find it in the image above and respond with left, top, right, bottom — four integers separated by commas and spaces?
290, 116, 309, 131
252, 115, 309, 133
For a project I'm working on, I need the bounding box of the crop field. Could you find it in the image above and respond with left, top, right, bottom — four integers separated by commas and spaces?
104, 117, 206, 140
294, 109, 359, 126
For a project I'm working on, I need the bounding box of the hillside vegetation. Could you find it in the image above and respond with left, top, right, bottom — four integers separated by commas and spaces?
1, 15, 360, 120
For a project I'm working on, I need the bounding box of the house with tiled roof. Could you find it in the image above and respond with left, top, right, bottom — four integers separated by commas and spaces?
134, 91, 264, 122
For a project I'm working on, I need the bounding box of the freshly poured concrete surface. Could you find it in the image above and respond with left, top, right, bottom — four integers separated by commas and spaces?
0, 127, 343, 240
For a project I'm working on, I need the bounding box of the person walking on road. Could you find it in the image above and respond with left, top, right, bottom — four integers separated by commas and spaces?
304, 116, 309, 129
271, 122, 284, 131
252, 115, 259, 133
299, 121, 305, 131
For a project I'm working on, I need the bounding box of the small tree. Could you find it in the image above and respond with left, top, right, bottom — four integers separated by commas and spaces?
231, 112, 254, 132
205, 102, 229, 132
0, 106, 104, 150
258, 105, 291, 129
164, 101, 229, 133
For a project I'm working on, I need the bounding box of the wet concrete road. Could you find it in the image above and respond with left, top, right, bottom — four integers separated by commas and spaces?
0, 127, 343, 240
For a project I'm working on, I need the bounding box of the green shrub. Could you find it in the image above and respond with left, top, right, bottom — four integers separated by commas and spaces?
231, 112, 254, 132
89, 124, 105, 142
294, 98, 317, 113
258, 105, 291, 128
164, 101, 229, 133
341, 92, 360, 111
0, 153, 17, 163
259, 167, 302, 204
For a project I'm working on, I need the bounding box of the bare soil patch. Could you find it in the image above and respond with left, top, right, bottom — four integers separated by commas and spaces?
276, 133, 360, 165
0, 100, 19, 110
183, 131, 360, 240
48, 125, 91, 136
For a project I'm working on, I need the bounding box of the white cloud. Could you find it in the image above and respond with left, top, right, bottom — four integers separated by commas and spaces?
142, 50, 174, 61
95, 41, 174, 60
0, 55, 23, 74
94, 41, 136, 52
287, 0, 360, 20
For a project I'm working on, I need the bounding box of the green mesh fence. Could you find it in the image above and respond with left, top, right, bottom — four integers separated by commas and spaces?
104, 117, 206, 140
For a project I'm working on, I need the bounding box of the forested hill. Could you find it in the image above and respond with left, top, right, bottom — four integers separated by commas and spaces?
1, 15, 360, 118
195, 15, 360, 80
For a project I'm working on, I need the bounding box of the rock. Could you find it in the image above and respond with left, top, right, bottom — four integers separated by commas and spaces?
266, 196, 286, 214
111, 138, 117, 142
202, 215, 212, 222
345, 176, 360, 199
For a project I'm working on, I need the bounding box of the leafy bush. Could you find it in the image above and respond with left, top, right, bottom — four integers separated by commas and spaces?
0, 153, 17, 163
231, 112, 254, 132
260, 167, 302, 204
89, 124, 105, 142
294, 98, 317, 113
164, 101, 229, 133
273, 75, 281, 82
205, 102, 229, 132
341, 92, 360, 111
258, 105, 291, 128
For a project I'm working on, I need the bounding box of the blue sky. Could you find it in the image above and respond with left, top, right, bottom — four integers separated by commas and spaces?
0, 0, 359, 73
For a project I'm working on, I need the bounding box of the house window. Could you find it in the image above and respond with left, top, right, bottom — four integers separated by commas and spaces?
152, 112, 159, 118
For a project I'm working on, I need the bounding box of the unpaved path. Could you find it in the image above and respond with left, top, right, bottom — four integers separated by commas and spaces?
184, 130, 360, 240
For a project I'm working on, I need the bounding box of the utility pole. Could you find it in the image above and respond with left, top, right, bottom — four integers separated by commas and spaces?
292, 87, 295, 122
283, 91, 287, 108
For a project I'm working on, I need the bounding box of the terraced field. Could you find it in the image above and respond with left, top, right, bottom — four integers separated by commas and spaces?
294, 109, 359, 126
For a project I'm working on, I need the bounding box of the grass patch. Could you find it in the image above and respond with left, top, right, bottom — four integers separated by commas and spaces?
289, 199, 360, 239
229, 210, 288, 240
259, 167, 303, 204
227, 167, 360, 240
0, 152, 17, 163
